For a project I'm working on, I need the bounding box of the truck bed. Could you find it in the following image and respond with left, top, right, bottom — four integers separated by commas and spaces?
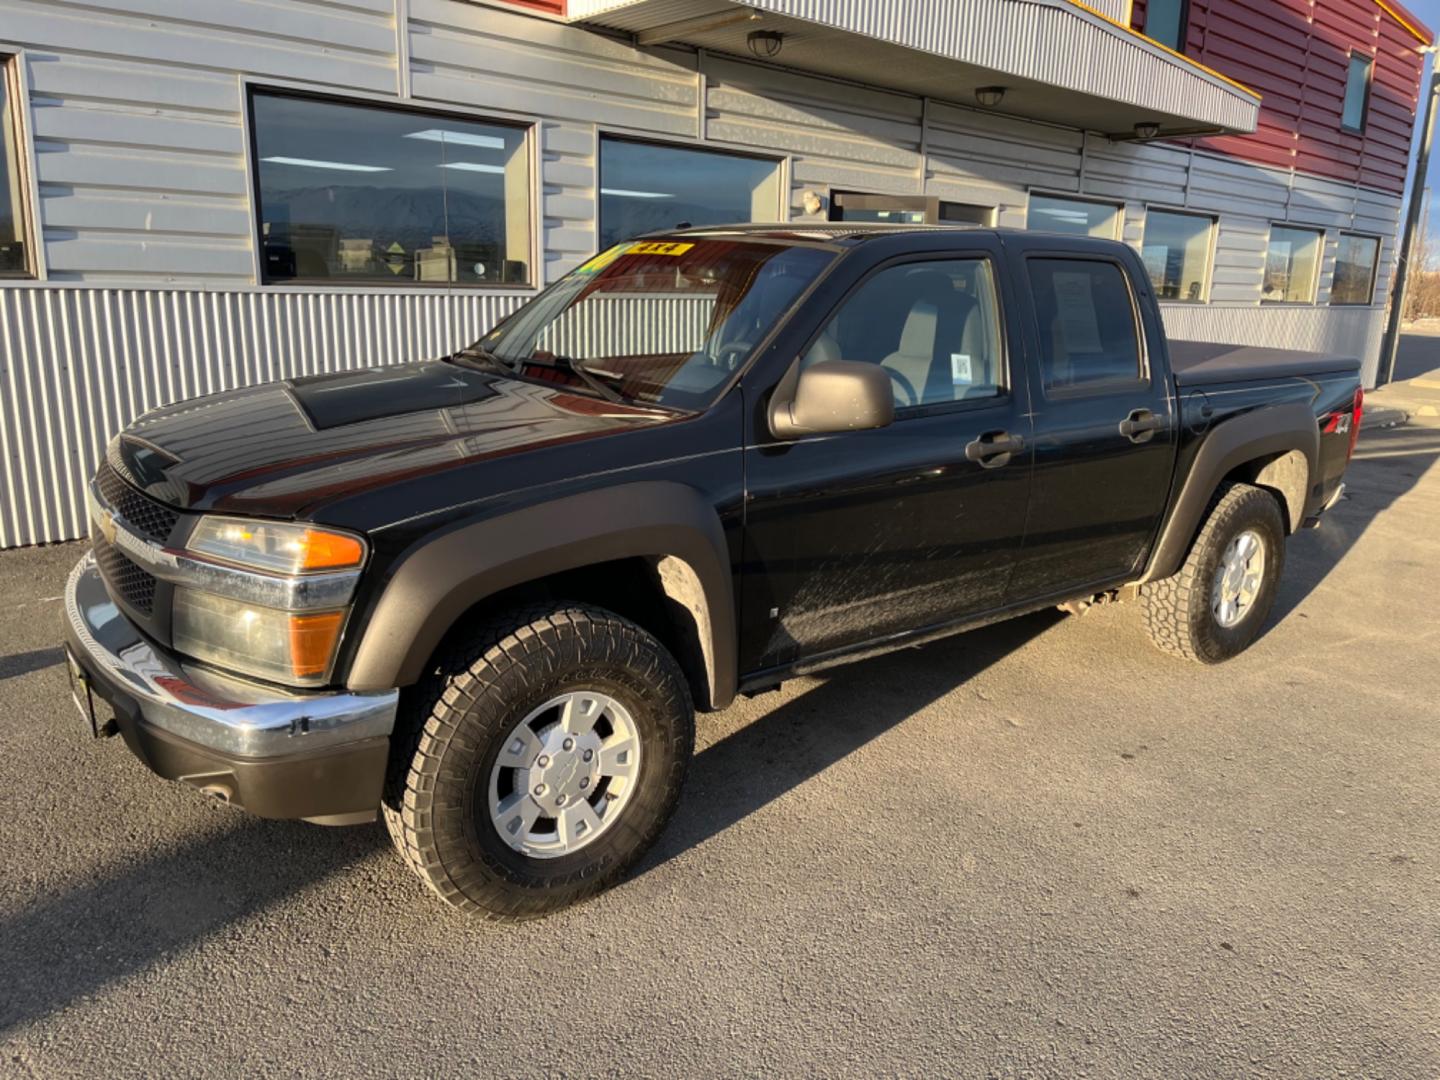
1167, 340, 1362, 387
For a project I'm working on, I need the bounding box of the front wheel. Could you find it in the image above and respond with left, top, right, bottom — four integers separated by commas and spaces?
382, 604, 694, 920
1142, 482, 1286, 664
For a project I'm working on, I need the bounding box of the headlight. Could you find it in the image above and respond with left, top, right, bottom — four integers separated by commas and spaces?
172, 589, 346, 686
174, 516, 364, 685
187, 517, 365, 575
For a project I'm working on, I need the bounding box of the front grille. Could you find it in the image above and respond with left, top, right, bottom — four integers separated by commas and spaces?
93, 532, 157, 615
96, 462, 179, 544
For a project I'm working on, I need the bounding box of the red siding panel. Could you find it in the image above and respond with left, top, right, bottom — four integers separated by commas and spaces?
495, 0, 565, 13
1130, 0, 1429, 193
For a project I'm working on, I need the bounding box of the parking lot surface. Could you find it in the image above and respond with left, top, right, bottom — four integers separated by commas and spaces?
2, 418, 1437, 1078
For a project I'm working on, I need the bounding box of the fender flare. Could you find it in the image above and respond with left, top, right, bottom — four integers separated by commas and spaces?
345, 482, 737, 709
1139, 402, 1319, 584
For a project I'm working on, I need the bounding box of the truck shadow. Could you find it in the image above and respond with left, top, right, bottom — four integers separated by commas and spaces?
0, 812, 389, 1037
642, 607, 1066, 873
1267, 421, 1440, 626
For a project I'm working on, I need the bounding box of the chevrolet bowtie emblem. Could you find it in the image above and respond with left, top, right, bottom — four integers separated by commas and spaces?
97, 506, 118, 546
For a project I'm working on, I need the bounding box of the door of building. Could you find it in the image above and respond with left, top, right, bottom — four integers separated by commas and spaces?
830, 192, 994, 226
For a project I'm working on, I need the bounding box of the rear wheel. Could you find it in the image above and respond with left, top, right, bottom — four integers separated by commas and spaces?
1142, 483, 1286, 664
382, 603, 694, 920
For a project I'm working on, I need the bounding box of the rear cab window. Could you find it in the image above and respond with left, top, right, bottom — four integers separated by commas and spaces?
1025, 257, 1146, 396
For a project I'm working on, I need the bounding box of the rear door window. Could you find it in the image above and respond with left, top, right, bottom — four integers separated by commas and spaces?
1026, 258, 1144, 395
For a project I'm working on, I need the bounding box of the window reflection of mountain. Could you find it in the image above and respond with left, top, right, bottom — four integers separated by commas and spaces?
600, 199, 753, 248
261, 184, 512, 281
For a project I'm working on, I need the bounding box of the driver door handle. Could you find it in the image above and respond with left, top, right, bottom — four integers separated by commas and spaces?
965, 430, 1024, 469
1119, 408, 1165, 444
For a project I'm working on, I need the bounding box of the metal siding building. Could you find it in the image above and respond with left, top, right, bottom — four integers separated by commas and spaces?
0, 0, 1429, 547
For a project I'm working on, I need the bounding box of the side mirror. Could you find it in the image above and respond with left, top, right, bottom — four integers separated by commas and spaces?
769, 360, 895, 439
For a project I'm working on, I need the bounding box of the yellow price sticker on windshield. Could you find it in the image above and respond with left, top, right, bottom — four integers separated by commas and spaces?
629, 242, 694, 256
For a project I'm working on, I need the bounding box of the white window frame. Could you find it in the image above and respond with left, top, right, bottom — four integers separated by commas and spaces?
1140, 206, 1217, 304
0, 47, 43, 281
242, 79, 540, 292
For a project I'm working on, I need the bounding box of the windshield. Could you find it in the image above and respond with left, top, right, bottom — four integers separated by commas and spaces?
461, 237, 836, 409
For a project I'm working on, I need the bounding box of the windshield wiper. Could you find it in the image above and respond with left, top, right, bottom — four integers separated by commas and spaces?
452, 346, 633, 406
448, 345, 513, 374
525, 354, 630, 405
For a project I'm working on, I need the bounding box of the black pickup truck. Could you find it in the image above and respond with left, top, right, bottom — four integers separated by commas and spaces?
64, 224, 1363, 919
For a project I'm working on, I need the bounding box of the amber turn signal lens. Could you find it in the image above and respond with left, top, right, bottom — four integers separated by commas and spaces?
288, 610, 346, 678
188, 517, 366, 576
297, 529, 365, 572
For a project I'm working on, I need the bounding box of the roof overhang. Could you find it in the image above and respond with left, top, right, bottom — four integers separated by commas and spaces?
566, 0, 1261, 138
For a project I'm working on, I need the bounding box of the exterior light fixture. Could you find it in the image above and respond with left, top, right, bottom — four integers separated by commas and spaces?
975, 86, 1006, 108
747, 30, 784, 59
1134, 121, 1161, 139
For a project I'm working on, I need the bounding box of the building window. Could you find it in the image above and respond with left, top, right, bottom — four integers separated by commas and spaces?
1026, 194, 1121, 239
1027, 258, 1144, 393
249, 90, 532, 286
1263, 225, 1323, 303
1, 56, 32, 278
1331, 233, 1380, 305
1142, 0, 1188, 52
599, 138, 782, 250
1141, 209, 1213, 302
1342, 53, 1373, 133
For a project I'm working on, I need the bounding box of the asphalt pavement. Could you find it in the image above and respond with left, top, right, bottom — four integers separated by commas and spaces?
1, 410, 1437, 1077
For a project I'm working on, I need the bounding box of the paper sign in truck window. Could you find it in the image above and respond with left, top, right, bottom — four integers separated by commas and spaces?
1052, 271, 1104, 355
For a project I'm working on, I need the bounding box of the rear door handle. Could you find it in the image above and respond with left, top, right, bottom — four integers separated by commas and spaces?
965, 430, 1025, 469
1119, 408, 1165, 444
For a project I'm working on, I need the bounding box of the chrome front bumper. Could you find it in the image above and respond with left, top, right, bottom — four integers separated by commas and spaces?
64, 553, 397, 757
64, 553, 398, 822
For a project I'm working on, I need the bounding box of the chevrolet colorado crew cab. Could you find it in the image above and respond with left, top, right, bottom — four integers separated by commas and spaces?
64, 224, 1363, 920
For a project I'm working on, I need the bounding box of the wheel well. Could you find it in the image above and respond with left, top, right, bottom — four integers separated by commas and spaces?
426, 556, 717, 710
1222, 449, 1308, 533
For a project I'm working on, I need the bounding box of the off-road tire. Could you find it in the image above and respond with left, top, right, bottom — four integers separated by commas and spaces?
381, 603, 694, 920
1142, 482, 1286, 664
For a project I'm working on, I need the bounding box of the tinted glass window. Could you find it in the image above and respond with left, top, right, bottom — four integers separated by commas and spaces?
251, 92, 531, 286
599, 139, 781, 248
801, 259, 1005, 409
474, 238, 834, 410
1144, 0, 1187, 51
1331, 234, 1380, 305
1264, 226, 1322, 303
1027, 195, 1120, 239
0, 59, 29, 276
1142, 210, 1213, 301
1342, 53, 1373, 132
1027, 259, 1143, 392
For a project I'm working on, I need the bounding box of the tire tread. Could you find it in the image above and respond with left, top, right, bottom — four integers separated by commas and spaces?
381, 603, 692, 921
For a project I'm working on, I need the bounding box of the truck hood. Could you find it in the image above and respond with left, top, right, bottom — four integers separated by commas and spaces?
113, 361, 681, 519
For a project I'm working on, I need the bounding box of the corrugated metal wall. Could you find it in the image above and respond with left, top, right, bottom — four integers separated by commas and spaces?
0, 286, 522, 547
0, 0, 1412, 546
539, 294, 715, 356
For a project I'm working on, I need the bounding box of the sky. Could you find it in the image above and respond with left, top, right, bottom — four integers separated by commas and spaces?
1407, 0, 1440, 252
